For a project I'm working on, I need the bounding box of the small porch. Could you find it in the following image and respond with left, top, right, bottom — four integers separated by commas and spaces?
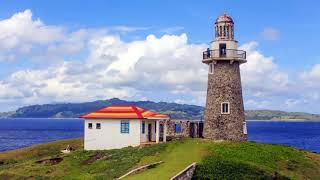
140, 119, 168, 144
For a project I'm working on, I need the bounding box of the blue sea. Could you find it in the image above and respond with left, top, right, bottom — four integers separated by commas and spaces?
0, 119, 319, 153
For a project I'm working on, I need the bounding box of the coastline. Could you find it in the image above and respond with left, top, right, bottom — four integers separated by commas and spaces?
1, 120, 320, 153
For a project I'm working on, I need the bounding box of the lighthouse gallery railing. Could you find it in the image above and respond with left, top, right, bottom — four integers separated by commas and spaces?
203, 49, 246, 60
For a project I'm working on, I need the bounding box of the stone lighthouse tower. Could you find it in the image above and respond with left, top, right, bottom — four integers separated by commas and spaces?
202, 14, 247, 141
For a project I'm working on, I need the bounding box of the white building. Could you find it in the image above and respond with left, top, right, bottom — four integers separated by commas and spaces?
81, 105, 170, 150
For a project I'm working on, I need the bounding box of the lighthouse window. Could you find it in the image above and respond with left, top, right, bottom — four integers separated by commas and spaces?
221, 102, 230, 114
223, 26, 226, 36
226, 26, 229, 38
215, 26, 217, 37
219, 44, 227, 57
209, 63, 214, 74
231, 26, 234, 38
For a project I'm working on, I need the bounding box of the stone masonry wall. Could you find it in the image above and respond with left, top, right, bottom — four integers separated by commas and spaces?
203, 61, 247, 141
166, 120, 203, 139
166, 120, 190, 138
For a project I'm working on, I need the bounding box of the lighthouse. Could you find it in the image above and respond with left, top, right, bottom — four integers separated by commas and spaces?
202, 14, 247, 141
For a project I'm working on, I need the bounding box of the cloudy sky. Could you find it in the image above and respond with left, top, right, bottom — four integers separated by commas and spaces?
0, 0, 319, 113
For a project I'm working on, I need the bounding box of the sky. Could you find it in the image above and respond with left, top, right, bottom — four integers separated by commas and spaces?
0, 0, 319, 113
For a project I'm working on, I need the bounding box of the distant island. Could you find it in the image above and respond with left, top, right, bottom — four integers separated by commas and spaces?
0, 98, 320, 120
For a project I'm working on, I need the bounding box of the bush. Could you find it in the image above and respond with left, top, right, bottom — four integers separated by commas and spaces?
193, 156, 289, 180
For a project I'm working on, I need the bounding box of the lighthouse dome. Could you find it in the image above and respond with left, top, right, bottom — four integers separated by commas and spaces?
215, 14, 234, 24
214, 14, 235, 40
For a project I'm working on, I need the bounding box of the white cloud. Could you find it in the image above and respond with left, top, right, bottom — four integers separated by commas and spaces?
0, 83, 24, 99
260, 27, 280, 41
240, 41, 291, 98
300, 64, 320, 88
1, 9, 320, 114
0, 9, 64, 61
161, 26, 184, 34
111, 25, 150, 32
245, 99, 272, 109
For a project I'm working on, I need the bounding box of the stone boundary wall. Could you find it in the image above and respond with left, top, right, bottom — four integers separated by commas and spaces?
166, 120, 203, 139
170, 162, 197, 180
118, 161, 163, 179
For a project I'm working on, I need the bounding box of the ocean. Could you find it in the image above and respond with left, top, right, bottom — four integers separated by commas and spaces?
0, 118, 319, 153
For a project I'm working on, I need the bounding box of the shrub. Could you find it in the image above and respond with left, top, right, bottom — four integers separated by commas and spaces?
193, 156, 289, 180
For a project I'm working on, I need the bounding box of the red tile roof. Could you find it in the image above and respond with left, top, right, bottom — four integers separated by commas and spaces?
80, 105, 170, 120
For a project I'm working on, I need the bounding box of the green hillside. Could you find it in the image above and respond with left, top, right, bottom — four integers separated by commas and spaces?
1, 138, 320, 179
1, 98, 320, 120
245, 110, 320, 120
1, 98, 204, 120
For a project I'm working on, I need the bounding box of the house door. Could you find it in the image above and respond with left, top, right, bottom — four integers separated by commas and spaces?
159, 124, 164, 141
189, 123, 195, 138
219, 43, 226, 57
148, 124, 152, 141
199, 122, 204, 138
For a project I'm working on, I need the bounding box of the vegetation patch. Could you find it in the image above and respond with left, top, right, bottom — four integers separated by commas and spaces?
0, 138, 320, 179
0, 159, 17, 166
193, 141, 320, 180
193, 156, 289, 179
126, 139, 209, 180
0, 138, 83, 161
0, 138, 167, 179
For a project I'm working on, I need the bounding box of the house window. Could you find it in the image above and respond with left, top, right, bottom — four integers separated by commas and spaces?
221, 102, 230, 114
88, 123, 93, 129
209, 63, 214, 74
142, 121, 145, 134
175, 123, 182, 133
121, 121, 130, 134
96, 123, 101, 129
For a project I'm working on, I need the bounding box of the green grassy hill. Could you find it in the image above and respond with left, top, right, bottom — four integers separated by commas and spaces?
245, 110, 320, 120
1, 98, 320, 120
0, 139, 320, 179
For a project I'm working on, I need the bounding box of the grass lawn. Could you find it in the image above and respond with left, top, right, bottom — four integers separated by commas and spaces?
0, 138, 320, 179
125, 139, 209, 180
193, 141, 320, 179
0, 138, 167, 179
126, 140, 320, 180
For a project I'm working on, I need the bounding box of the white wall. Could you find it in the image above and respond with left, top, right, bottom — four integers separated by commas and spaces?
211, 40, 238, 50
140, 120, 147, 143
84, 119, 141, 150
